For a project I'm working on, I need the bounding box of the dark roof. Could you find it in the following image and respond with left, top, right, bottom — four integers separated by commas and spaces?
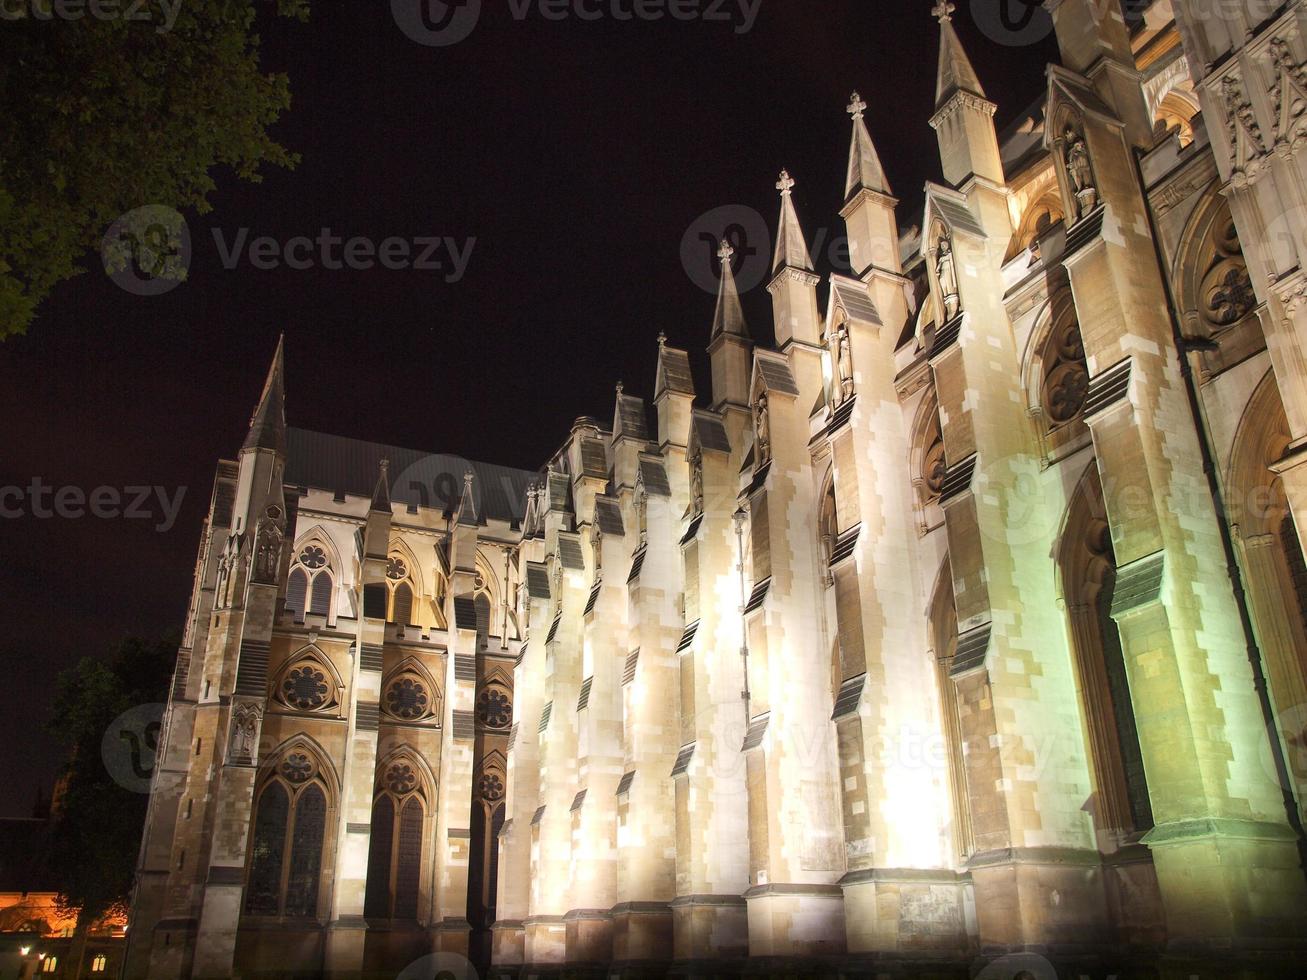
594, 497, 625, 536
526, 562, 551, 600
557, 533, 585, 570
832, 281, 882, 326
614, 394, 651, 442
579, 437, 609, 480
638, 455, 671, 497
756, 355, 800, 396
691, 413, 731, 454
657, 346, 695, 396
284, 428, 537, 525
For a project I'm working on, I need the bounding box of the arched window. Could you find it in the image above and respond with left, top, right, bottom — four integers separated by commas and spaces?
91, 954, 107, 973
1060, 465, 1152, 841
364, 759, 428, 921
286, 568, 308, 621
386, 553, 418, 625
42, 956, 57, 973
309, 572, 333, 617
245, 749, 332, 918
392, 581, 414, 626
287, 540, 334, 623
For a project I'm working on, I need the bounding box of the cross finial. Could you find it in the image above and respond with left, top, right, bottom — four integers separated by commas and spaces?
616, 381, 624, 396
776, 169, 796, 196
931, 0, 955, 24
717, 239, 735, 264
657, 330, 667, 348
847, 91, 867, 120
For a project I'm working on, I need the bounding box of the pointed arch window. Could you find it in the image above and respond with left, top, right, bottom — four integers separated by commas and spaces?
245, 751, 331, 918
364, 759, 428, 921
386, 553, 418, 625
287, 541, 334, 623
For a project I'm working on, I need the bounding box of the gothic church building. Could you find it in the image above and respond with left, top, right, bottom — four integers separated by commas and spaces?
128, 1, 1307, 976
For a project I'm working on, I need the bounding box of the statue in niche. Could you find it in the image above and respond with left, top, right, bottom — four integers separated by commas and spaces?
253, 512, 283, 585
1063, 127, 1098, 219
835, 323, 854, 401
690, 456, 704, 515
936, 237, 960, 321
592, 521, 603, 578
229, 702, 261, 764
755, 392, 771, 462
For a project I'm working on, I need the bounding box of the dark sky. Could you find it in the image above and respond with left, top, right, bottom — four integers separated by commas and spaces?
0, 1, 1056, 816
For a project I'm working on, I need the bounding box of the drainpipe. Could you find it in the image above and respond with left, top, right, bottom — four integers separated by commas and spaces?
1132, 147, 1307, 878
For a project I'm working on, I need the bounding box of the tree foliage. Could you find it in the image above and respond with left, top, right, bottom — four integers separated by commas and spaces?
0, 0, 309, 336
45, 634, 178, 922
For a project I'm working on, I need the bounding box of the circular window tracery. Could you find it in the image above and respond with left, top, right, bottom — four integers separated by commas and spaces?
386, 557, 408, 581
298, 545, 327, 569
385, 676, 430, 721
478, 772, 505, 802
386, 762, 418, 795
281, 752, 314, 784
282, 664, 330, 711
476, 688, 511, 730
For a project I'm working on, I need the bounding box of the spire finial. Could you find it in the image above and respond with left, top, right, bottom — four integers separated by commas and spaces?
932, 0, 955, 23
717, 239, 735, 265
380, 456, 389, 474
776, 169, 796, 197
657, 330, 667, 348
847, 92, 867, 120
616, 381, 624, 396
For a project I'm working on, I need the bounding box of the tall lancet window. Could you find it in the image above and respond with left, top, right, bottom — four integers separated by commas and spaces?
286, 540, 334, 622
245, 747, 332, 918
364, 759, 428, 921
387, 553, 416, 625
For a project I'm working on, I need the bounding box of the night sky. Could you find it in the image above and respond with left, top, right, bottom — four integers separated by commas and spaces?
0, 1, 1056, 816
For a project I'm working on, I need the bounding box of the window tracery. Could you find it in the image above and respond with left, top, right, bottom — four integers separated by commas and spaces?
245, 745, 332, 918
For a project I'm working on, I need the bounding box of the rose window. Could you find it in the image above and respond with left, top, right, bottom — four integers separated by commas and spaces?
386, 763, 417, 795
283, 664, 330, 711
281, 753, 314, 784
478, 773, 505, 802
298, 545, 327, 569
476, 688, 511, 729
385, 677, 429, 720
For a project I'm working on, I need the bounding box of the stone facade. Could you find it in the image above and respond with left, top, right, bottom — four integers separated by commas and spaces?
129, 2, 1307, 977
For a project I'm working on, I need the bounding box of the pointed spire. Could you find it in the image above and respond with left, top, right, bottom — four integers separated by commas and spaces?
243, 334, 287, 455
845, 93, 891, 199
773, 170, 815, 275
370, 458, 391, 513
933, 0, 986, 110
457, 469, 480, 526
710, 240, 749, 342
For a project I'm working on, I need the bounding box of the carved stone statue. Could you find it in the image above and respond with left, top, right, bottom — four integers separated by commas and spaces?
229, 702, 262, 764
253, 513, 283, 585
836, 323, 854, 400
592, 521, 603, 577
1063, 127, 1098, 219
755, 392, 771, 462
691, 456, 705, 515
936, 237, 960, 321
